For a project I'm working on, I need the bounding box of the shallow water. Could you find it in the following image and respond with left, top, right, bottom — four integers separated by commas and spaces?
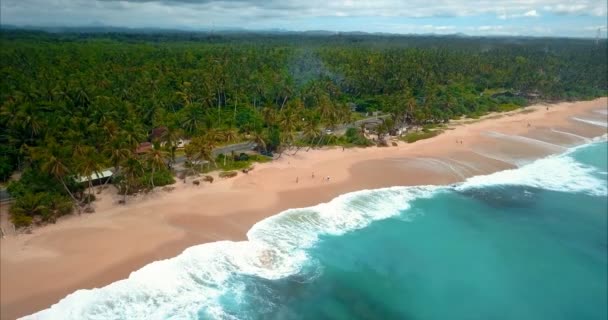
27, 140, 608, 320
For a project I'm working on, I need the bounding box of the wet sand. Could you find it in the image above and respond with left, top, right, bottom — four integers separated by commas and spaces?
1, 98, 606, 319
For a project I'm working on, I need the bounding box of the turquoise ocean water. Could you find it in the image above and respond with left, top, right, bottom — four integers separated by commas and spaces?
27, 139, 607, 320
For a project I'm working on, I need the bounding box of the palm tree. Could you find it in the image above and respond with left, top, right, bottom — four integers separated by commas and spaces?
76, 147, 103, 210
302, 117, 321, 151
28, 139, 79, 210
184, 134, 216, 172
145, 148, 167, 189
222, 128, 239, 144
120, 155, 143, 204
105, 137, 131, 176
120, 120, 145, 151
10, 193, 49, 222
181, 104, 204, 135
161, 126, 182, 169
250, 128, 267, 154
278, 106, 299, 156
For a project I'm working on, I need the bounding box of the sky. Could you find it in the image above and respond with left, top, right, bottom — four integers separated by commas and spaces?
1, 0, 607, 38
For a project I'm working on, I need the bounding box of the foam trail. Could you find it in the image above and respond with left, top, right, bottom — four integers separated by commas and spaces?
471, 149, 529, 167
593, 109, 608, 115
484, 131, 566, 151
550, 129, 591, 142
572, 117, 608, 128
433, 159, 467, 179
446, 158, 482, 175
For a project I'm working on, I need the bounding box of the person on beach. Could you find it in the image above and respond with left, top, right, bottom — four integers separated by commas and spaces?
296, 177, 299, 183
312, 172, 315, 178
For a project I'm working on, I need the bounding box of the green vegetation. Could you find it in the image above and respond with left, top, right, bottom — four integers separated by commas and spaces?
1, 30, 606, 227
345, 128, 374, 147
402, 130, 443, 143
219, 171, 238, 178
216, 153, 271, 172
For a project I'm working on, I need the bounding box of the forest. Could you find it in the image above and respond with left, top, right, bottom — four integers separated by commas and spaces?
1, 29, 606, 227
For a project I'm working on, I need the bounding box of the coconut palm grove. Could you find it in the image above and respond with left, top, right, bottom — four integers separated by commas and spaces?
1, 30, 606, 227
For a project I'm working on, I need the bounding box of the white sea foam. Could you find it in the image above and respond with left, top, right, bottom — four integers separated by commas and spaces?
24, 186, 439, 320
593, 109, 608, 115
572, 117, 608, 128
484, 131, 566, 151
24, 140, 607, 320
458, 142, 607, 197
550, 129, 591, 142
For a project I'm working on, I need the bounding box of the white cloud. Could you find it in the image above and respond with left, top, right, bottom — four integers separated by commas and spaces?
0, 0, 606, 37
478, 25, 504, 31
524, 9, 540, 17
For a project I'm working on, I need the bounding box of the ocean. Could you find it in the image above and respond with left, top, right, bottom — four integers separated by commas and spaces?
26, 139, 607, 320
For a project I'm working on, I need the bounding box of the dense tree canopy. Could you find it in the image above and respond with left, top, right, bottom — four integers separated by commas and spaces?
1, 30, 606, 226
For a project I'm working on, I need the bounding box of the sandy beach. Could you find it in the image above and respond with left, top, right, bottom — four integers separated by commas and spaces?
1, 98, 606, 319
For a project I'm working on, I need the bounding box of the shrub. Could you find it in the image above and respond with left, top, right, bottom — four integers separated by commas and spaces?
219, 171, 238, 178
11, 213, 33, 228
345, 127, 372, 146
7, 168, 82, 199
9, 192, 73, 227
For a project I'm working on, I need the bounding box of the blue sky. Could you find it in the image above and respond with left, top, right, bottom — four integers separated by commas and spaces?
1, 0, 607, 38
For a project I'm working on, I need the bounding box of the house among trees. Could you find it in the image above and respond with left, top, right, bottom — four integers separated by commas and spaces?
149, 126, 168, 141
136, 142, 153, 154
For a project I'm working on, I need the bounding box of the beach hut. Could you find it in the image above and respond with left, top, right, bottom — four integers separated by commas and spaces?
75, 169, 114, 185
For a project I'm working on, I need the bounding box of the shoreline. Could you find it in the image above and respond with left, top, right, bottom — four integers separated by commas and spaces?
1, 98, 607, 319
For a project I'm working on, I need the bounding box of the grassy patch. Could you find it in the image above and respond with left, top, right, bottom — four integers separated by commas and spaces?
215, 154, 271, 172
401, 130, 443, 143
497, 103, 521, 112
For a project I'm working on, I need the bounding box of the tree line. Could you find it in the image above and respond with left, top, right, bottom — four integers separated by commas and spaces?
1, 30, 606, 227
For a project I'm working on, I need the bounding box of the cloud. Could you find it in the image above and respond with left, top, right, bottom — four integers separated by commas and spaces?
0, 0, 606, 37
498, 8, 541, 19
524, 10, 540, 17
544, 3, 607, 16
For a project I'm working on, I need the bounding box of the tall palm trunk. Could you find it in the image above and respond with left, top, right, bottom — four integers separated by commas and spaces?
87, 177, 93, 209
217, 88, 221, 123
233, 96, 238, 126
60, 177, 81, 214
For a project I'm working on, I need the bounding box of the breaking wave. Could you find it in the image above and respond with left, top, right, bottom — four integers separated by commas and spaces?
24, 139, 607, 320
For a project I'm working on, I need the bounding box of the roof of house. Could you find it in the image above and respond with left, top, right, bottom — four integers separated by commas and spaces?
136, 142, 152, 154
76, 169, 114, 183
149, 126, 168, 140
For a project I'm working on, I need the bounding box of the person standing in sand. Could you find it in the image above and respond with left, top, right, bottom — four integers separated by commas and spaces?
296, 177, 299, 183
312, 172, 315, 178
